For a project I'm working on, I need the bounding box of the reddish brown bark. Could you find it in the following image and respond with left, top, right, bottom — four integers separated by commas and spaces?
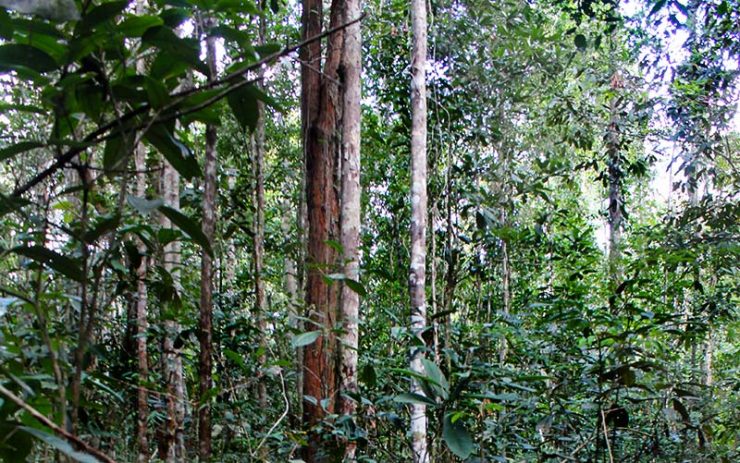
300, 0, 346, 459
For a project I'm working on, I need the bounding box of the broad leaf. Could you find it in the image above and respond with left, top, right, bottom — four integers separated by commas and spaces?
291, 330, 321, 348
144, 124, 199, 180
127, 195, 164, 215
0, 141, 44, 162
0, 44, 57, 73
158, 206, 213, 257
20, 427, 101, 463
10, 246, 84, 282
118, 15, 163, 37
393, 392, 437, 407
442, 413, 474, 460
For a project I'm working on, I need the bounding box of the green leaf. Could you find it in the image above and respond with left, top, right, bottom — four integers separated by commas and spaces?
83, 215, 120, 243
214, 0, 261, 14
649, 0, 667, 16
142, 26, 208, 75
574, 34, 587, 51
127, 195, 164, 215
144, 124, 199, 180
227, 84, 259, 131
421, 358, 449, 399
19, 427, 101, 463
393, 392, 437, 407
0, 141, 44, 162
0, 422, 33, 463
345, 279, 366, 297
442, 413, 474, 460
0, 44, 57, 73
77, 0, 129, 34
291, 330, 321, 348
158, 206, 213, 258
118, 15, 163, 37
9, 246, 84, 282
102, 135, 132, 174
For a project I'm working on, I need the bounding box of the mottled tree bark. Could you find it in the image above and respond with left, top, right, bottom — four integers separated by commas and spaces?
134, 3, 149, 460
338, 0, 361, 458
198, 14, 218, 461
160, 159, 185, 463
409, 0, 429, 458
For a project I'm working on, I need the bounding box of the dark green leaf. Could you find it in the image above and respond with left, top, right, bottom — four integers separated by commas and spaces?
443, 413, 474, 459
393, 392, 437, 407
649, 0, 667, 16
574, 34, 587, 50
118, 15, 163, 37
20, 427, 101, 463
158, 206, 213, 257
345, 279, 366, 297
77, 0, 129, 33
0, 44, 57, 73
144, 124, 199, 180
0, 141, 44, 162
227, 84, 259, 131
10, 246, 84, 282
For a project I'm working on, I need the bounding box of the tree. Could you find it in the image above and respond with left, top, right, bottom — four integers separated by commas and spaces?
338, 0, 362, 459
198, 13, 219, 462
409, 0, 429, 460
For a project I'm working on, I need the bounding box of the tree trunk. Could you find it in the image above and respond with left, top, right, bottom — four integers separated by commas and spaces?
197, 14, 218, 461
300, 0, 346, 459
338, 0, 361, 458
409, 0, 429, 458
160, 159, 186, 463
133, 3, 149, 459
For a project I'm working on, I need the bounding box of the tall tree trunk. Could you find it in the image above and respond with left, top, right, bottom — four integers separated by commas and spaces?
338, 0, 361, 458
160, 160, 185, 463
300, 0, 345, 459
198, 14, 218, 462
134, 3, 149, 460
254, 7, 269, 438
409, 0, 429, 458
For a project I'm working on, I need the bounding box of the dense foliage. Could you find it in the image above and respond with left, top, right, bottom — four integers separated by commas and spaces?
0, 0, 737, 462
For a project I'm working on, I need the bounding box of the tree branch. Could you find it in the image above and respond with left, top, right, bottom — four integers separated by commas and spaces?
11, 13, 367, 198
0, 384, 117, 463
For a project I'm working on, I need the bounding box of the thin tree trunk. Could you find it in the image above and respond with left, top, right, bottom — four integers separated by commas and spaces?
499, 238, 511, 363
197, 14, 218, 461
338, 0, 361, 458
133, 3, 150, 459
300, 0, 345, 458
160, 159, 185, 463
252, 47, 269, 463
409, 0, 429, 458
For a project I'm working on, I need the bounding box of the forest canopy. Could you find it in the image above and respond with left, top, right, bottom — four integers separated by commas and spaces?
0, 0, 738, 462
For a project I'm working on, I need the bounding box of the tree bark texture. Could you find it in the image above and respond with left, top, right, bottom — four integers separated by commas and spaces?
198, 14, 218, 461
409, 0, 429, 459
301, 0, 346, 458
338, 0, 362, 458
160, 160, 186, 463
134, 2, 149, 460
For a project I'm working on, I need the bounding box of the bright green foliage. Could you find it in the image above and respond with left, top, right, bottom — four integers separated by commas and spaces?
0, 0, 738, 462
